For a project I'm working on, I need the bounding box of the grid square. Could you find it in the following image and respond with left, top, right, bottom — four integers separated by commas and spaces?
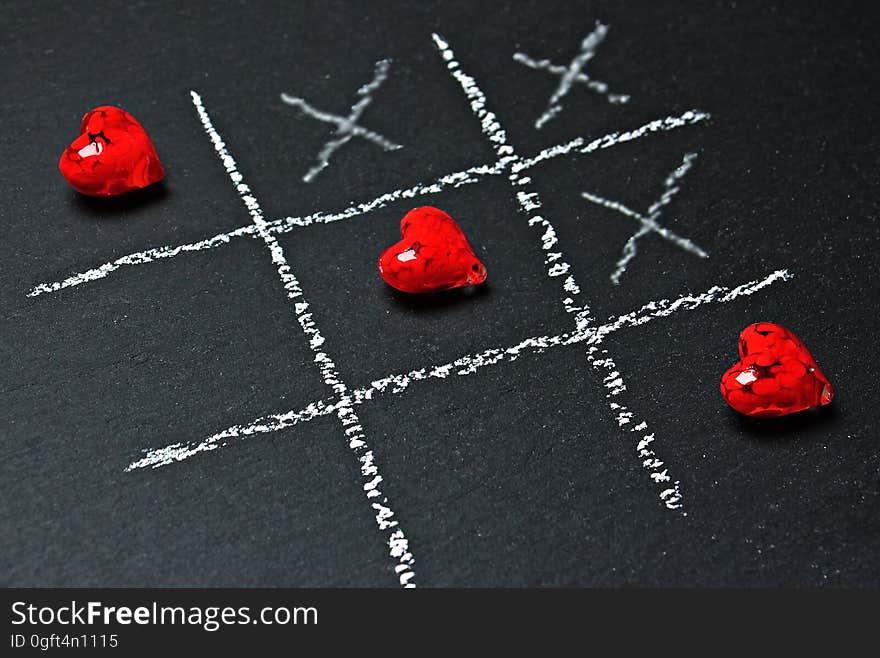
274, 176, 574, 384
520, 133, 727, 315
352, 346, 675, 586
10, 238, 330, 465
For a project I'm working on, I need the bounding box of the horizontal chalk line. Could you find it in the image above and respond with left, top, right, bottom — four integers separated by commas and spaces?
127, 269, 791, 471
28, 110, 708, 298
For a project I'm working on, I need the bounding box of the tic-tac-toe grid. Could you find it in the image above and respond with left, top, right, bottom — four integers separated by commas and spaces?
28, 31, 792, 587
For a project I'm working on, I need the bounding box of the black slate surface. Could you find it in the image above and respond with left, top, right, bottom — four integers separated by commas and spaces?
1, 0, 878, 586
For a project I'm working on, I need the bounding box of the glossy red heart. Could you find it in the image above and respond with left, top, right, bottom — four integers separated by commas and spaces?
59, 105, 164, 196
378, 206, 487, 293
720, 322, 834, 417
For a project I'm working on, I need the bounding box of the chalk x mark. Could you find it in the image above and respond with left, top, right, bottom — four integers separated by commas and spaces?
281, 58, 402, 183
582, 152, 708, 284
513, 22, 630, 129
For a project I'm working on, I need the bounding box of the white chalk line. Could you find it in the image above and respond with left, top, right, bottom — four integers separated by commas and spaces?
190, 90, 416, 587
27, 110, 709, 299
281, 58, 402, 183
126, 399, 338, 470
433, 31, 711, 512
26, 224, 258, 298
127, 270, 792, 472
511, 110, 710, 174
581, 151, 708, 284
432, 31, 592, 332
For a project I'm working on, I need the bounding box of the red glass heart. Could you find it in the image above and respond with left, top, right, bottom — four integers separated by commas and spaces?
59, 106, 165, 196
378, 206, 488, 293
720, 322, 834, 417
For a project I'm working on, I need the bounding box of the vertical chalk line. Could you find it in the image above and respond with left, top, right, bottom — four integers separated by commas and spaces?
127, 269, 792, 472
431, 32, 592, 330
190, 90, 416, 587
432, 31, 692, 511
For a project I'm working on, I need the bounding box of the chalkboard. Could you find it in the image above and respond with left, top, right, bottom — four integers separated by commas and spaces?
2, 0, 878, 587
